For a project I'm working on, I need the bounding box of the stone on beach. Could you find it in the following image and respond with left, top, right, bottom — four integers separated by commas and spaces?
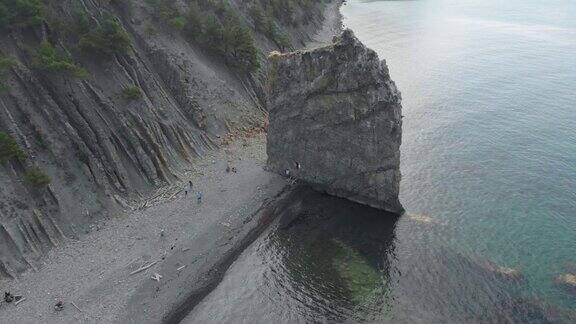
266, 29, 404, 213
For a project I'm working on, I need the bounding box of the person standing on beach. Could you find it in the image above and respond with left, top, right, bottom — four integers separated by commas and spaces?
196, 191, 203, 204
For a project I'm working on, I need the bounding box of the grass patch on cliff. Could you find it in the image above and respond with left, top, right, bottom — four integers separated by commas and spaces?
146, 0, 186, 29
184, 3, 260, 73
79, 14, 131, 56
0, 131, 26, 164
0, 55, 16, 92
32, 41, 88, 78
122, 86, 142, 101
0, 0, 44, 30
24, 167, 50, 187
250, 2, 291, 50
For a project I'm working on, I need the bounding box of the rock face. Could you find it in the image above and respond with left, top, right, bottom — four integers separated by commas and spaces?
0, 0, 332, 277
266, 29, 403, 213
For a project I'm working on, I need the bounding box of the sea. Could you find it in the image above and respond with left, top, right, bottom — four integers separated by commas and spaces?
184, 0, 576, 322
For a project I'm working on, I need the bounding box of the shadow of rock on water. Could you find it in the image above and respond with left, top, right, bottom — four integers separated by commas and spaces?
235, 186, 576, 323
184, 185, 576, 323
270, 185, 400, 321
265, 199, 570, 322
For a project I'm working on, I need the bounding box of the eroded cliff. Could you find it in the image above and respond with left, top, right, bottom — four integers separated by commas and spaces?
0, 0, 331, 277
266, 29, 403, 213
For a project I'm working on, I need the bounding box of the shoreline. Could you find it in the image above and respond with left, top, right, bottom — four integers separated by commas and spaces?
0, 134, 287, 323
0, 2, 344, 323
161, 3, 346, 321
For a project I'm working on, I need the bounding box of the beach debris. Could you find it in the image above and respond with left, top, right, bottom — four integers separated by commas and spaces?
182, 248, 190, 252
4, 292, 14, 303
3, 292, 22, 303
220, 221, 231, 228
177, 265, 186, 271
555, 273, 576, 293
130, 261, 158, 275
71, 301, 83, 312
151, 273, 162, 282
54, 301, 64, 311
14, 298, 26, 306
407, 213, 434, 224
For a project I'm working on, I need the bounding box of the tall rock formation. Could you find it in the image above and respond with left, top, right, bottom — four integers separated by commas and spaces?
266, 29, 403, 213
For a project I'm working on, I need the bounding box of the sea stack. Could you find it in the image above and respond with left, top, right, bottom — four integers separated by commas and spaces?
266, 29, 403, 214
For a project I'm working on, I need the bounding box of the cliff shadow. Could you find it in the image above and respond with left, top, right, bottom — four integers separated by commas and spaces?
270, 185, 400, 320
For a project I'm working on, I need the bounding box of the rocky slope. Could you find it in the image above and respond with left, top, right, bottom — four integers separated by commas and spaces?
266, 29, 404, 213
0, 0, 333, 277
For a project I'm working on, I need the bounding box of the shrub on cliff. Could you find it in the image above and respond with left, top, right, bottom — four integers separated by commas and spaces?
0, 55, 16, 92
223, 25, 260, 72
0, 131, 26, 163
250, 3, 291, 50
184, 8, 259, 73
0, 0, 44, 29
250, 3, 266, 32
200, 13, 224, 51
263, 19, 291, 50
79, 15, 131, 56
122, 86, 142, 101
24, 167, 51, 187
109, 0, 134, 16
184, 2, 203, 39
257, 0, 321, 26
32, 41, 88, 78
146, 0, 186, 29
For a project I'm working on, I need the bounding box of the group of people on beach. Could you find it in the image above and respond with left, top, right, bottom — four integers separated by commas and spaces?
184, 180, 202, 203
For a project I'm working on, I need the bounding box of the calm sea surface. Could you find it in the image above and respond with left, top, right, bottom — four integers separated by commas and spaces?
185, 0, 576, 322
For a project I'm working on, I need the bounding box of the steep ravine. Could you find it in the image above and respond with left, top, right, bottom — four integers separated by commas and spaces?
0, 0, 334, 278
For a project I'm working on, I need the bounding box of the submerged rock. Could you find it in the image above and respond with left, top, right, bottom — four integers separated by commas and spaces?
481, 261, 524, 282
555, 273, 576, 294
266, 30, 403, 213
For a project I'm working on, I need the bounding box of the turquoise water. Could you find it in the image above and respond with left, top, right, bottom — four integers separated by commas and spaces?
183, 1, 576, 322
342, 0, 576, 310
